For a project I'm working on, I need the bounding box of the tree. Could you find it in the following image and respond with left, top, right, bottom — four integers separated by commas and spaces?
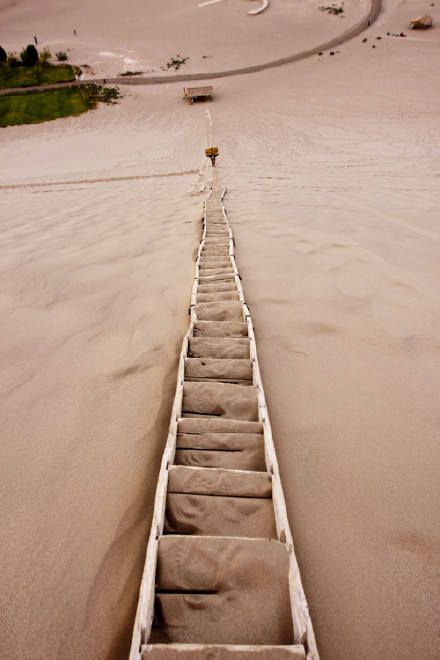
20, 44, 39, 66
0, 45, 7, 63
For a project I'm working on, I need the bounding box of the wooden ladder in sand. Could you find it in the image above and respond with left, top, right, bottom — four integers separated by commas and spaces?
130, 163, 319, 660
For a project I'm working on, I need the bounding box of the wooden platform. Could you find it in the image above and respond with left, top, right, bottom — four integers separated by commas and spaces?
184, 86, 214, 104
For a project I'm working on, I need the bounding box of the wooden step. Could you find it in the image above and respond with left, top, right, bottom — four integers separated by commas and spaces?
193, 321, 248, 338
198, 261, 232, 270
198, 255, 232, 263
141, 645, 306, 659
197, 292, 240, 303
174, 448, 265, 471
204, 237, 230, 245
164, 493, 276, 537
189, 337, 250, 359
185, 358, 252, 382
182, 381, 258, 420
195, 302, 245, 321
149, 536, 294, 646
176, 431, 263, 450
165, 464, 274, 536
198, 274, 236, 286
201, 247, 230, 257
198, 268, 235, 277
167, 466, 272, 498
197, 283, 238, 293
205, 229, 230, 236
177, 418, 263, 435
175, 430, 266, 471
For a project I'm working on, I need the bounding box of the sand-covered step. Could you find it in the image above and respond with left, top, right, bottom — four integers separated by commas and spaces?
199, 262, 233, 272
197, 292, 240, 304
204, 221, 228, 228
197, 282, 237, 293
205, 212, 226, 219
149, 536, 294, 645
164, 493, 276, 538
193, 321, 248, 338
201, 247, 230, 256
175, 430, 265, 471
198, 268, 235, 278
176, 431, 263, 450
200, 254, 231, 263
141, 645, 306, 659
174, 448, 265, 471
205, 229, 230, 236
167, 466, 271, 498
182, 381, 258, 420
198, 254, 231, 263
204, 237, 230, 245
198, 274, 236, 286
188, 337, 250, 359
195, 301, 244, 321
200, 253, 231, 261
178, 417, 263, 435
185, 357, 252, 382
199, 256, 231, 263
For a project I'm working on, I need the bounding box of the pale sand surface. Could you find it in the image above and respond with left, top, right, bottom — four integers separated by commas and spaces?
1, 0, 367, 77
1, 0, 440, 658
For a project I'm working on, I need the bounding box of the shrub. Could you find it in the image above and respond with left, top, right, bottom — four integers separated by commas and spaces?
161, 55, 188, 71
56, 51, 68, 61
39, 48, 52, 63
21, 44, 39, 66
8, 52, 20, 66
118, 70, 143, 76
319, 4, 344, 15
0, 46, 7, 63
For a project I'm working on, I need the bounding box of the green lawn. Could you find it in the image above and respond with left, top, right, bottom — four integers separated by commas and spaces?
0, 86, 93, 127
0, 63, 80, 89
0, 85, 120, 127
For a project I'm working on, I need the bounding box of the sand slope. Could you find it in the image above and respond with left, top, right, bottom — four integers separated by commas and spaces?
1, 0, 440, 658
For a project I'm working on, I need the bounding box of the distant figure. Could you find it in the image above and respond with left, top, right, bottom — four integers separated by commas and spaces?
34, 35, 38, 45
103, 78, 106, 84
74, 29, 77, 36
209, 154, 217, 167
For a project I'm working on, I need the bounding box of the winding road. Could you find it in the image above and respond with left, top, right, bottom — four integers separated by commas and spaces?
0, 0, 381, 95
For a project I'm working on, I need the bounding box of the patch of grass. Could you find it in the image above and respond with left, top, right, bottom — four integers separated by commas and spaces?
56, 51, 68, 61
0, 84, 120, 127
319, 3, 344, 14
118, 70, 143, 76
94, 85, 120, 104
0, 62, 81, 89
161, 55, 188, 71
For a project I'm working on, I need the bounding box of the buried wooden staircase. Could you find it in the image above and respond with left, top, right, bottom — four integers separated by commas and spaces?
130, 168, 319, 659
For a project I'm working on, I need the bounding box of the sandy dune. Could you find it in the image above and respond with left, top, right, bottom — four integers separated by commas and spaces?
1, 0, 440, 658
